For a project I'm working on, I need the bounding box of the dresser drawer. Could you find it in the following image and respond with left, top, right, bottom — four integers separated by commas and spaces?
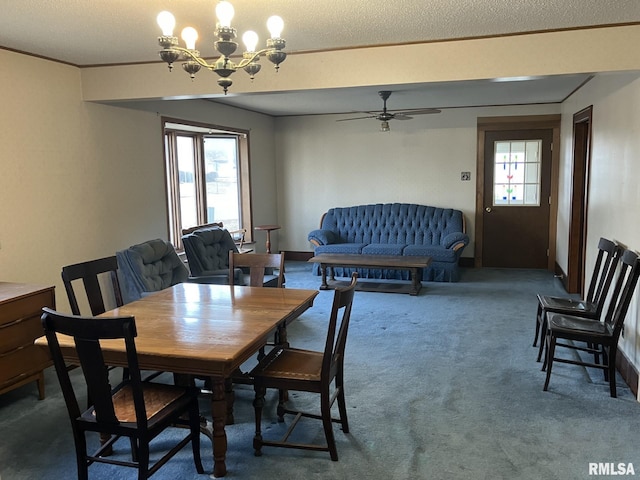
0, 289, 54, 327
0, 344, 52, 386
0, 314, 46, 353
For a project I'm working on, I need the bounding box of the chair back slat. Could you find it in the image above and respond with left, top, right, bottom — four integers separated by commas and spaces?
587, 238, 621, 312
74, 338, 119, 423
61, 256, 123, 316
323, 273, 358, 380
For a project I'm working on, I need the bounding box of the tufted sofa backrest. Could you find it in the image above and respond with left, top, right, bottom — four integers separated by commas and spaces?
321, 203, 465, 245
182, 227, 238, 277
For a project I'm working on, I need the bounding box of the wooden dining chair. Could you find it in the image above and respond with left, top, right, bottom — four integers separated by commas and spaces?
533, 237, 621, 361
250, 273, 358, 461
41, 308, 204, 480
62, 256, 166, 385
542, 249, 640, 398
62, 256, 124, 317
229, 251, 286, 384
228, 251, 285, 288
62, 256, 132, 416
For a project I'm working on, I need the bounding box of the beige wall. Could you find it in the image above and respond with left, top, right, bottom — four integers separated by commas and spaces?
0, 50, 277, 312
275, 104, 560, 254
0, 50, 166, 312
558, 72, 640, 386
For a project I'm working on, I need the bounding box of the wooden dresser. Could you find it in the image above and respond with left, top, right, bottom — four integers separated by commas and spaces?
0, 282, 55, 399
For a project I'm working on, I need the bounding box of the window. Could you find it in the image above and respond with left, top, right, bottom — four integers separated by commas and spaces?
162, 119, 252, 250
493, 140, 541, 206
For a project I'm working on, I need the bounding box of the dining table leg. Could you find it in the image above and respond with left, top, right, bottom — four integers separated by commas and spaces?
210, 377, 228, 478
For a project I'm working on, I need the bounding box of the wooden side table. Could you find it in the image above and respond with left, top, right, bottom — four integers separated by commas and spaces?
254, 224, 281, 253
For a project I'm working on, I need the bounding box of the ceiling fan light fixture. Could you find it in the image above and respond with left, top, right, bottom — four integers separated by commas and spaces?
338, 90, 440, 131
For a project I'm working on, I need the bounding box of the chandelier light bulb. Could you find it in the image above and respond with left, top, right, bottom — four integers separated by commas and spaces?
157, 11, 176, 36
266, 15, 284, 38
216, 1, 235, 28
181, 27, 199, 50
242, 30, 259, 52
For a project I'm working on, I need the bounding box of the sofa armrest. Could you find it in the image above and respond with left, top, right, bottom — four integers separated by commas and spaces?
442, 232, 469, 251
308, 229, 338, 246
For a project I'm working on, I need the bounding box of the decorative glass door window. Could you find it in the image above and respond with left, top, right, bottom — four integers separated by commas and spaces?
493, 140, 542, 206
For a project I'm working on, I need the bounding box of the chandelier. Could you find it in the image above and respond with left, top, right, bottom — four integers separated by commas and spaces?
156, 1, 287, 94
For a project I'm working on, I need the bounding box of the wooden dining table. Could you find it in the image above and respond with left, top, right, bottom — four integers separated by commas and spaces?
36, 282, 319, 478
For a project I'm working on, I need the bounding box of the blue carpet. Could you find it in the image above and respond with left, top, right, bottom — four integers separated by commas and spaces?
1, 262, 639, 479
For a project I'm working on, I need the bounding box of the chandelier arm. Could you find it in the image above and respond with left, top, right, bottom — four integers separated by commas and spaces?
166, 47, 222, 69
164, 46, 280, 70
236, 48, 275, 68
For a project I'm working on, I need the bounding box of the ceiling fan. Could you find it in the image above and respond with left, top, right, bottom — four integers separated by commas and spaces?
337, 90, 441, 131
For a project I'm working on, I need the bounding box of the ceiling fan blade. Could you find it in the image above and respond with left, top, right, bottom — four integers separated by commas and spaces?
394, 108, 441, 116
336, 115, 378, 122
393, 114, 413, 120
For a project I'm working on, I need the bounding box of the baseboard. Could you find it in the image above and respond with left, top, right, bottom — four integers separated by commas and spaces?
617, 350, 639, 399
554, 262, 569, 291
459, 257, 474, 268
283, 251, 314, 261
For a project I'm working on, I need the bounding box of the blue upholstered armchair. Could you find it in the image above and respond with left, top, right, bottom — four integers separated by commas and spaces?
117, 237, 230, 304
182, 226, 243, 283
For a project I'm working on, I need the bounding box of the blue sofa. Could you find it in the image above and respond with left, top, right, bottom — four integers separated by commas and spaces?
308, 203, 469, 282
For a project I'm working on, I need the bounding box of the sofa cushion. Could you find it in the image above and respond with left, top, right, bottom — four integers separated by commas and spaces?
403, 244, 458, 262
314, 243, 366, 255
361, 243, 407, 256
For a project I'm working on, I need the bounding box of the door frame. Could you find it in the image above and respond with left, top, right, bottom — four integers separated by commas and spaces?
475, 115, 561, 269
565, 106, 593, 294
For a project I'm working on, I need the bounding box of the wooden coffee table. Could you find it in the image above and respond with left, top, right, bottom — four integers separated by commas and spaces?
309, 254, 432, 295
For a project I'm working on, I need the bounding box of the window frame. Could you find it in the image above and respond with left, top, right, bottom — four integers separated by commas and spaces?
161, 117, 253, 250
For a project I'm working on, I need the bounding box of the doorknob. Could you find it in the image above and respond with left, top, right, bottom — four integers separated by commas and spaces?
485, 207, 492, 213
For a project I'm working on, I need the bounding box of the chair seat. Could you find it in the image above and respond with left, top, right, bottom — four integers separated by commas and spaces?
252, 347, 323, 382
537, 294, 597, 315
108, 383, 190, 423
548, 314, 613, 337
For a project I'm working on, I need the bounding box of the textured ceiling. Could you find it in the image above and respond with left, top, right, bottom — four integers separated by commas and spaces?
2, 1, 639, 116
2, 0, 639, 66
